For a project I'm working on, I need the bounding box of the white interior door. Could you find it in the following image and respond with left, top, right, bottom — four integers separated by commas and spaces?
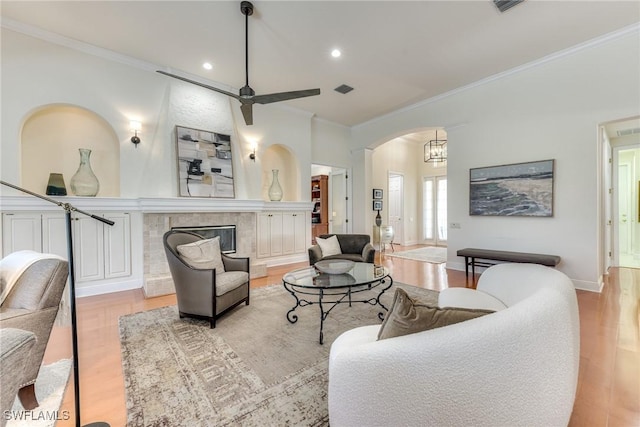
613, 145, 640, 268
388, 173, 404, 245
619, 163, 631, 255
329, 169, 347, 234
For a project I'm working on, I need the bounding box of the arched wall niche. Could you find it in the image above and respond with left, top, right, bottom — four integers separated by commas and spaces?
261, 144, 299, 201
21, 104, 120, 197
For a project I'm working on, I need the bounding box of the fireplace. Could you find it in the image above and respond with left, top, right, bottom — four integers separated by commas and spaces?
171, 225, 236, 254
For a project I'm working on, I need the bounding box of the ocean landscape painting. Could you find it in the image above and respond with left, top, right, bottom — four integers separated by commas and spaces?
469, 159, 554, 217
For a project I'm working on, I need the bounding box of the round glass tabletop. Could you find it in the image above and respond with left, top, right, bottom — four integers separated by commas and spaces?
282, 262, 389, 289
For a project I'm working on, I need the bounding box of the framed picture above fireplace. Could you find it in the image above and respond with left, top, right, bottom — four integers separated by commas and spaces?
175, 125, 235, 198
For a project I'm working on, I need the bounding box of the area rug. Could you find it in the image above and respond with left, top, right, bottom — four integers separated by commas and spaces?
119, 283, 438, 426
387, 246, 447, 263
8, 359, 72, 427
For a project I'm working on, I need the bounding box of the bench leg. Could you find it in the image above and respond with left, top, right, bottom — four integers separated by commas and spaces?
464, 256, 469, 278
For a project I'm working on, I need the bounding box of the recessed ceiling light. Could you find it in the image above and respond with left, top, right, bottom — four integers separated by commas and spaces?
202, 62, 213, 70
331, 49, 341, 58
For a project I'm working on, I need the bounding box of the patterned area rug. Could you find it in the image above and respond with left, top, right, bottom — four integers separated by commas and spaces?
119, 283, 438, 426
387, 246, 447, 263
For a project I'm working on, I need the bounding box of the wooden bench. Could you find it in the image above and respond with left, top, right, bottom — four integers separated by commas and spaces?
457, 248, 561, 279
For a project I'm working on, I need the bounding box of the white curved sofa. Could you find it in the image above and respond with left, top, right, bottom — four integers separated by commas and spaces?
328, 263, 580, 427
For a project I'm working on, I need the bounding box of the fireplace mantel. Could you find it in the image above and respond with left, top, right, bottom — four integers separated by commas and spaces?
0, 196, 313, 213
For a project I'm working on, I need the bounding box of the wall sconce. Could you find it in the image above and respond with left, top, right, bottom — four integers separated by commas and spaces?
249, 142, 256, 161
130, 120, 142, 147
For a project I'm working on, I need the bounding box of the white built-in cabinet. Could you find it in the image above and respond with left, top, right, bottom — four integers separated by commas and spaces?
2, 212, 131, 283
257, 211, 309, 259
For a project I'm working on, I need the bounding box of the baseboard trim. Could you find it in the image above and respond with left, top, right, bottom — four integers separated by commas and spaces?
261, 253, 308, 268
76, 278, 142, 298
446, 262, 602, 293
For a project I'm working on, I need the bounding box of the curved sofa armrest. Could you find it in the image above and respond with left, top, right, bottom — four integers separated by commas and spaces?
222, 254, 249, 273
308, 245, 322, 265
328, 287, 579, 427
362, 243, 375, 263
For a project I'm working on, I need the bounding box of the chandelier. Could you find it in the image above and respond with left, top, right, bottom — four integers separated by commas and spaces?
424, 130, 447, 163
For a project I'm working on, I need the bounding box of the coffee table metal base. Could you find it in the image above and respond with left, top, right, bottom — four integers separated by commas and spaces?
283, 277, 393, 344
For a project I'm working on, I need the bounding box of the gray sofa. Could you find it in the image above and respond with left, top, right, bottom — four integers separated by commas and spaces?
0, 328, 36, 427
308, 234, 375, 265
0, 256, 69, 410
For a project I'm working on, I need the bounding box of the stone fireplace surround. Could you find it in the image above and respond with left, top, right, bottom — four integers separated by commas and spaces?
139, 198, 312, 297
144, 211, 259, 297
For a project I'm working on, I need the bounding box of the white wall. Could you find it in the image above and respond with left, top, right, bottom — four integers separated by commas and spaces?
351, 29, 640, 291
0, 28, 344, 202
372, 138, 421, 245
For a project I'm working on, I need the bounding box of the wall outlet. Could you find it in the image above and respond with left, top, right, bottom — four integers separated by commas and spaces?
450, 222, 461, 229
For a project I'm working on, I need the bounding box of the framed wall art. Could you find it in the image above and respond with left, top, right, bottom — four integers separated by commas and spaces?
175, 125, 235, 198
469, 159, 554, 217
373, 188, 383, 199
373, 200, 383, 211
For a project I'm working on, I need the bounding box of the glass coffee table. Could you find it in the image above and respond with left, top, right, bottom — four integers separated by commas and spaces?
282, 262, 392, 344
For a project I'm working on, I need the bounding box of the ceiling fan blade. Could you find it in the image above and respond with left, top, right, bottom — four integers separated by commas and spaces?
253, 88, 321, 105
240, 103, 254, 126
156, 71, 241, 100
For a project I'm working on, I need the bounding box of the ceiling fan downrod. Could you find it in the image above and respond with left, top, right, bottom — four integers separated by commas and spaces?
240, 1, 254, 97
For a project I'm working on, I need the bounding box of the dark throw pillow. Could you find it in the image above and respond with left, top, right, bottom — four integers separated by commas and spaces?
377, 288, 495, 340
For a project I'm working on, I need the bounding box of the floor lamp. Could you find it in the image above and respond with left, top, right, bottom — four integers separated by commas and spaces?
1, 180, 111, 427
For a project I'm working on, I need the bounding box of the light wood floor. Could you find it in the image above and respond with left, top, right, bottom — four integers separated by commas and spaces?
43, 246, 639, 426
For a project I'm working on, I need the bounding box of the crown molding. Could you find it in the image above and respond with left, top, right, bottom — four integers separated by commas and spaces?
354, 22, 640, 131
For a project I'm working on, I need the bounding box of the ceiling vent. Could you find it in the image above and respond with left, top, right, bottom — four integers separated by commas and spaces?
493, 0, 524, 13
617, 128, 640, 137
334, 84, 354, 95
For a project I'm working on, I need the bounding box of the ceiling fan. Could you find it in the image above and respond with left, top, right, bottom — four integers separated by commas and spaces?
157, 1, 321, 126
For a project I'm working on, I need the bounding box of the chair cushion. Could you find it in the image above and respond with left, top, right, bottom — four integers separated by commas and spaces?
216, 271, 249, 296
176, 237, 225, 273
378, 288, 494, 340
316, 235, 342, 257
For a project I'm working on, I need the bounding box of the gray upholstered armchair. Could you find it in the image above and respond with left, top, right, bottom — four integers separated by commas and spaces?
163, 230, 250, 328
0, 255, 69, 410
308, 234, 376, 266
0, 328, 36, 426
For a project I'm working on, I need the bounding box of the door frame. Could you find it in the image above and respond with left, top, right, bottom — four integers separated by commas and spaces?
612, 143, 640, 267
387, 171, 404, 246
422, 174, 448, 246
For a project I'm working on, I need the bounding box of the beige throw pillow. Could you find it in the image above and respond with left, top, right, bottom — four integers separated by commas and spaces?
378, 288, 494, 340
316, 235, 342, 257
176, 236, 225, 273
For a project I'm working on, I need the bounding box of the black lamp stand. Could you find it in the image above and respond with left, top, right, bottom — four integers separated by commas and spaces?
1, 180, 111, 427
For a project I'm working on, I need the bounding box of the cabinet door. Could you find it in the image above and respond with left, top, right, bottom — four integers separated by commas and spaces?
283, 212, 308, 254
42, 213, 68, 259
257, 213, 272, 258
293, 212, 308, 254
104, 213, 131, 279
282, 213, 295, 255
74, 216, 105, 282
2, 213, 42, 256
269, 213, 283, 256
